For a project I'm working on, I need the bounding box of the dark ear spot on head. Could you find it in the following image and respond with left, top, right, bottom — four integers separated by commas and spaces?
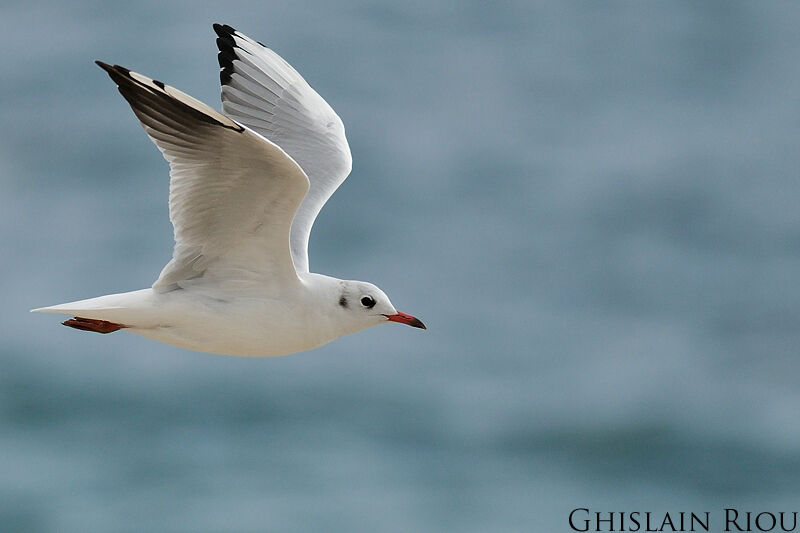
339, 295, 348, 308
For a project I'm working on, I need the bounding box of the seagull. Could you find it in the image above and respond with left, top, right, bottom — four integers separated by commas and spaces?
32, 23, 425, 357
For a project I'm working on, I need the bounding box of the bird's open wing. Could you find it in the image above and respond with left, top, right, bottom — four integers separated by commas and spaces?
96, 62, 310, 292
213, 24, 353, 273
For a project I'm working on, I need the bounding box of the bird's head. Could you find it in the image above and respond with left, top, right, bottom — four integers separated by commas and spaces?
337, 280, 426, 331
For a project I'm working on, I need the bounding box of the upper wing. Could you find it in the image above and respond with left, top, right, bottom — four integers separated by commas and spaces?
213, 24, 353, 273
96, 62, 310, 292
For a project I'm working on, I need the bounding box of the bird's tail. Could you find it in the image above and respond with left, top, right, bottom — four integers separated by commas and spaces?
30, 289, 155, 333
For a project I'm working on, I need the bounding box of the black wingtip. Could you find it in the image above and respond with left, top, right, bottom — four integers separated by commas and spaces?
94, 61, 133, 88
94, 57, 243, 133
95, 61, 131, 76
95, 61, 124, 86
217, 48, 236, 85
213, 23, 236, 38
214, 25, 237, 87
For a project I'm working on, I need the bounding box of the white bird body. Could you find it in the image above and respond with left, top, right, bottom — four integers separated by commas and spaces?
32, 24, 424, 356
37, 273, 380, 356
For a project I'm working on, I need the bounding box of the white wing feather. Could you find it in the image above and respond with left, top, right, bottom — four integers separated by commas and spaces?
96, 62, 310, 292
213, 24, 353, 273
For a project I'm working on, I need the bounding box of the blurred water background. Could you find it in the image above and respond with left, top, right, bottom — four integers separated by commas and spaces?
2, 1, 800, 531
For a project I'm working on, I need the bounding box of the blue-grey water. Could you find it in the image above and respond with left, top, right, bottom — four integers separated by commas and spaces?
2, 1, 800, 531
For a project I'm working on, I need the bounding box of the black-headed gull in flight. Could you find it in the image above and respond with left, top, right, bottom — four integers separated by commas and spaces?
32, 24, 425, 356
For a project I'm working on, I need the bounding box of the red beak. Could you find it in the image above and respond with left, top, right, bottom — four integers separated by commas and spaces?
384, 311, 426, 329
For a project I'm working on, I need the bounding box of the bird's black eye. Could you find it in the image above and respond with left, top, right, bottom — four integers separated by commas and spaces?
360, 295, 376, 308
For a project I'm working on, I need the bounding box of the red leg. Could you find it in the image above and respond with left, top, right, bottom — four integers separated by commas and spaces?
62, 317, 127, 334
